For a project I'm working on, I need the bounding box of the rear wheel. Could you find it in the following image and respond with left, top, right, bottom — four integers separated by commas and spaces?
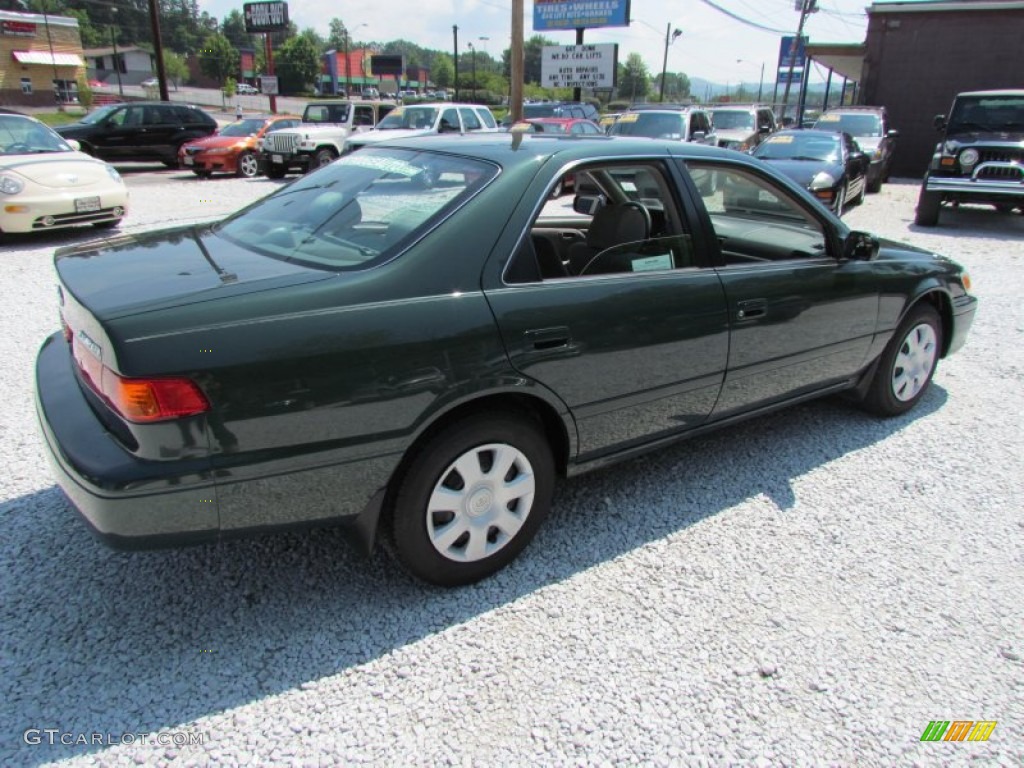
851, 179, 866, 206
861, 303, 942, 417
192, 169, 212, 179
265, 162, 287, 179
915, 186, 941, 227
236, 150, 259, 178
388, 413, 555, 587
994, 204, 1017, 214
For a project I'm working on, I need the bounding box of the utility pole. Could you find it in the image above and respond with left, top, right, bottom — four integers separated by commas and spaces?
779, 0, 815, 123
573, 27, 584, 103
452, 25, 459, 101
146, 0, 169, 101
110, 19, 124, 98
510, 0, 523, 121
659, 25, 682, 103
468, 42, 476, 102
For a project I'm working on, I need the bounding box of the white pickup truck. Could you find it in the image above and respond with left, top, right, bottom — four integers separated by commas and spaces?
260, 100, 396, 177
344, 103, 501, 152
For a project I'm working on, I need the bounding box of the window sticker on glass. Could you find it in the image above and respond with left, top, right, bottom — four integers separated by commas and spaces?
391, 107, 405, 116
767, 135, 795, 143
618, 113, 639, 123
632, 254, 673, 272
818, 113, 840, 122
758, 190, 780, 203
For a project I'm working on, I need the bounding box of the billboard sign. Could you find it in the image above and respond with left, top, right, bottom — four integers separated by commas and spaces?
243, 2, 289, 33
534, 0, 631, 31
369, 54, 404, 77
540, 44, 617, 90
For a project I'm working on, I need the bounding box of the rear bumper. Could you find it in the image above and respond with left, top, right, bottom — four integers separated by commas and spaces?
35, 332, 219, 549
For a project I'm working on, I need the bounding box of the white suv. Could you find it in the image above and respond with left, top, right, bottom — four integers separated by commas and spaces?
345, 103, 499, 151
260, 100, 396, 177
607, 107, 718, 145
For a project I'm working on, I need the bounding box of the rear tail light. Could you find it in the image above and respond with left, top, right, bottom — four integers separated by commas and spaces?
100, 368, 210, 422
74, 346, 208, 422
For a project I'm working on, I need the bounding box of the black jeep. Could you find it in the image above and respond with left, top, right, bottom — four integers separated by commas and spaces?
916, 89, 1024, 226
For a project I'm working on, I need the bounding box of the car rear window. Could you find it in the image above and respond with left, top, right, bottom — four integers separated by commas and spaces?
609, 112, 684, 140
215, 148, 498, 270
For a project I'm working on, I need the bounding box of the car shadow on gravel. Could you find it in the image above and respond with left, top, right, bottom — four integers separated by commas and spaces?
0, 386, 948, 764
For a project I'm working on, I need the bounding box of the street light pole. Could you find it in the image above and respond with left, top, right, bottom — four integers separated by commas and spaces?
110, 13, 124, 97
468, 42, 475, 102
659, 25, 682, 103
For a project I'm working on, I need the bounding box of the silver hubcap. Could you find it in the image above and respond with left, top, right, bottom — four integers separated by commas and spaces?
892, 322, 938, 401
239, 154, 258, 177
426, 443, 535, 563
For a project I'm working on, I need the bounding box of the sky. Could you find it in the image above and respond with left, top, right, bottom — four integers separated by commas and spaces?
196, 0, 909, 86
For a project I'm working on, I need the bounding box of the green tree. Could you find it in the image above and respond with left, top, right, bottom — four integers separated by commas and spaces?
431, 53, 454, 90
221, 9, 256, 50
326, 18, 350, 51
654, 72, 691, 101
198, 33, 240, 83
617, 53, 651, 101
502, 35, 557, 85
276, 33, 320, 93
163, 50, 189, 90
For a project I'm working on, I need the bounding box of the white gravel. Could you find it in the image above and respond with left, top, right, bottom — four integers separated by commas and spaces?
1, 168, 1022, 766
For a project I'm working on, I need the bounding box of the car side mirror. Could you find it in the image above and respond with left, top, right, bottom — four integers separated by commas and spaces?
887, 129, 899, 139
843, 231, 879, 261
758, 125, 771, 133
690, 131, 705, 141
65, 138, 81, 151
573, 194, 604, 215
933, 114, 946, 131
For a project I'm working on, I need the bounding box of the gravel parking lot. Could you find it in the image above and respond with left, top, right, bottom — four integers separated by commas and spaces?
1, 167, 1022, 766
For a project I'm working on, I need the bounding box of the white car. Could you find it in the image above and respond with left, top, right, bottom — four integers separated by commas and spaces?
0, 113, 127, 238
140, 77, 159, 88
236, 83, 259, 95
345, 103, 500, 151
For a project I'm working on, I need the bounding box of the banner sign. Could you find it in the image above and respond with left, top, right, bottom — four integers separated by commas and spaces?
2, 20, 37, 37
243, 2, 289, 33
259, 75, 278, 95
540, 44, 617, 89
533, 0, 631, 31
777, 35, 807, 70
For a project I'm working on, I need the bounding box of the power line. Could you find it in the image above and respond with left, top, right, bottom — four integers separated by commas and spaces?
697, 0, 792, 34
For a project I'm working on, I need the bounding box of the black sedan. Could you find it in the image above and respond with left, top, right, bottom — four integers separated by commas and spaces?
36, 134, 976, 586
749, 129, 869, 215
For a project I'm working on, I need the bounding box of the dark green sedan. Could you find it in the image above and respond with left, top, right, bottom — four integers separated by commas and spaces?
36, 134, 977, 586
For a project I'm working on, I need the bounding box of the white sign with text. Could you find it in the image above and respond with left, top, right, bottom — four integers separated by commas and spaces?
540, 44, 617, 90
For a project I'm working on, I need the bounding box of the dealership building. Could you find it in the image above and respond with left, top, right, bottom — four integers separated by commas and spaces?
807, 0, 1024, 175
0, 9, 84, 106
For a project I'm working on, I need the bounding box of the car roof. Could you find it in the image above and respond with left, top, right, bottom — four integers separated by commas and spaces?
354, 132, 751, 167
822, 106, 885, 113
770, 128, 843, 139
627, 103, 697, 111
955, 89, 1024, 98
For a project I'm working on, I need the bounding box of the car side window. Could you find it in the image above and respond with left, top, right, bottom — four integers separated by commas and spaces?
122, 106, 143, 127
476, 109, 497, 128
506, 161, 697, 283
459, 108, 482, 130
353, 106, 375, 127
685, 162, 828, 264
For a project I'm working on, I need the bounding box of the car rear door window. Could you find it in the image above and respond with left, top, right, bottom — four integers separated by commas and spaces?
459, 108, 482, 131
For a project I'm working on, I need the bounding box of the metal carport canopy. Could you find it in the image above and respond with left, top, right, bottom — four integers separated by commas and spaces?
805, 43, 866, 83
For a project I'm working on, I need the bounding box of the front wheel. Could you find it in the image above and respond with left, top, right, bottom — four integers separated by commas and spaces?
915, 185, 941, 226
861, 303, 942, 417
388, 413, 555, 587
313, 148, 337, 169
265, 162, 287, 179
235, 150, 259, 178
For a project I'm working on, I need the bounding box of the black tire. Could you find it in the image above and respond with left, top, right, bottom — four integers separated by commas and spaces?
388, 413, 555, 587
162, 160, 180, 169
861, 303, 943, 417
851, 179, 867, 206
832, 185, 846, 216
235, 150, 259, 178
265, 162, 287, 179
915, 186, 941, 227
313, 148, 337, 169
994, 204, 1016, 214
867, 171, 882, 194
192, 169, 212, 179
93, 219, 121, 230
